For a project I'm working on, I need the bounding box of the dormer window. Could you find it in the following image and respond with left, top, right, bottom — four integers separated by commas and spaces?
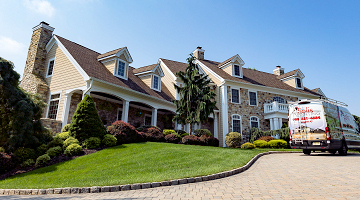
296, 78, 302, 88
117, 60, 126, 77
152, 75, 161, 91
234, 65, 240, 76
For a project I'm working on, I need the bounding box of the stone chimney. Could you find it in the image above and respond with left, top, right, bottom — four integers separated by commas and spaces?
20, 22, 54, 101
273, 65, 284, 76
193, 46, 205, 60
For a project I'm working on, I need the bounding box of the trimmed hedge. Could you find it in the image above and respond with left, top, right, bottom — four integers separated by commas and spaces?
64, 144, 82, 157
253, 140, 268, 148
193, 129, 212, 137
107, 120, 143, 144
47, 137, 64, 149
137, 125, 162, 133
199, 135, 219, 147
46, 146, 63, 158
258, 136, 274, 142
163, 129, 176, 136
182, 135, 201, 145
225, 132, 242, 148
165, 134, 180, 144
14, 147, 36, 163
143, 127, 165, 142
55, 132, 70, 140
36, 144, 48, 157
102, 134, 117, 147
82, 137, 101, 149
35, 154, 50, 167
250, 127, 289, 143
63, 137, 79, 149
241, 142, 256, 149
20, 159, 35, 167
268, 139, 287, 148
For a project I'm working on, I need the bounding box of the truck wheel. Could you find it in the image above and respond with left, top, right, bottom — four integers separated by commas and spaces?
303, 149, 311, 155
338, 143, 347, 156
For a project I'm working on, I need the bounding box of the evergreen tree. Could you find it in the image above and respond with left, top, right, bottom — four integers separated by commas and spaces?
354, 115, 360, 132
173, 55, 216, 134
68, 95, 106, 142
0, 57, 49, 152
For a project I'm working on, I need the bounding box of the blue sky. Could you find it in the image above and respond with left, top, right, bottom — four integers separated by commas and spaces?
1, 0, 359, 116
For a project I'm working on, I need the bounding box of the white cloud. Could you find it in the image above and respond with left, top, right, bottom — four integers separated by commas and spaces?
0, 36, 26, 55
24, 0, 56, 17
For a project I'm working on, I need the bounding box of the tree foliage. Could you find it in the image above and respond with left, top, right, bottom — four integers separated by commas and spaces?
0, 57, 49, 152
172, 55, 216, 134
68, 95, 106, 142
354, 115, 360, 132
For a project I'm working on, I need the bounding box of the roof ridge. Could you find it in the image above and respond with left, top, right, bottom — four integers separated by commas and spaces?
54, 34, 101, 54
135, 63, 157, 70
160, 58, 187, 64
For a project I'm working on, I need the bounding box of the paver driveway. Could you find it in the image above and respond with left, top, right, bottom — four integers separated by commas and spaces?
2, 152, 360, 200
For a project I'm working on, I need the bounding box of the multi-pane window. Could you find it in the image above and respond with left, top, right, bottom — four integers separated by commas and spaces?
232, 115, 241, 133
153, 75, 159, 90
249, 91, 257, 106
47, 60, 55, 76
48, 93, 60, 119
234, 65, 240, 76
117, 61, 125, 77
296, 78, 302, 88
273, 96, 285, 103
231, 89, 239, 103
250, 117, 259, 129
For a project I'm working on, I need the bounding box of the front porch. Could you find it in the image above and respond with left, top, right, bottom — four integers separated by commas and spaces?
264, 101, 289, 130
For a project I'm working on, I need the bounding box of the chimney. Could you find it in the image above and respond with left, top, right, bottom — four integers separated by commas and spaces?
273, 65, 284, 76
192, 46, 205, 60
20, 22, 55, 101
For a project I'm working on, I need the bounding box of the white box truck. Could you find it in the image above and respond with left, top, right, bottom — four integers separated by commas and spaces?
288, 98, 360, 155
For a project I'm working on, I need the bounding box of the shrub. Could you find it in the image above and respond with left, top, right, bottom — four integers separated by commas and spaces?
253, 140, 269, 148
225, 132, 242, 148
63, 137, 79, 149
82, 137, 101, 149
268, 139, 288, 148
35, 154, 50, 167
199, 135, 219, 147
61, 124, 70, 132
143, 127, 165, 142
68, 95, 106, 142
55, 132, 70, 140
0, 147, 5, 153
46, 146, 63, 158
258, 136, 274, 142
107, 120, 141, 144
165, 134, 180, 143
163, 129, 176, 136
182, 135, 201, 145
102, 134, 117, 147
193, 129, 212, 137
14, 147, 36, 162
241, 142, 256, 149
250, 127, 290, 143
20, 159, 35, 167
47, 137, 64, 149
64, 143, 83, 157
0, 152, 18, 173
137, 125, 162, 133
36, 144, 48, 156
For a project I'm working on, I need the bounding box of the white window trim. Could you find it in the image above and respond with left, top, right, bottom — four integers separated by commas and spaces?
114, 58, 128, 80
248, 90, 258, 106
46, 90, 62, 120
232, 64, 242, 78
231, 114, 242, 136
117, 107, 123, 121
231, 88, 240, 104
151, 74, 161, 92
46, 57, 56, 78
273, 96, 286, 104
295, 77, 304, 90
144, 114, 152, 126
250, 116, 260, 130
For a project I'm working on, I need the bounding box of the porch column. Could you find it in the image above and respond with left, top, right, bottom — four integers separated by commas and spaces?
175, 122, 181, 130
151, 108, 157, 126
122, 100, 130, 123
278, 118, 283, 129
61, 93, 71, 129
274, 118, 279, 130
214, 112, 219, 139
270, 118, 274, 130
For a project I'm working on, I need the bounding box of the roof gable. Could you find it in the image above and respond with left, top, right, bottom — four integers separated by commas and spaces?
97, 47, 133, 63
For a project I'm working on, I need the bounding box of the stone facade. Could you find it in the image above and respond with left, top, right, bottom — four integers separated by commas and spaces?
66, 93, 83, 125
227, 86, 298, 142
41, 118, 62, 134
128, 106, 152, 128
92, 97, 123, 126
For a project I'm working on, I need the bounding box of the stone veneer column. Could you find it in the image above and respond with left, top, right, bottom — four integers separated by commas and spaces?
151, 108, 157, 126
122, 100, 130, 123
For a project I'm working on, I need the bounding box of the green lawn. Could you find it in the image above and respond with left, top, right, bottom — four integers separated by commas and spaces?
0, 142, 300, 189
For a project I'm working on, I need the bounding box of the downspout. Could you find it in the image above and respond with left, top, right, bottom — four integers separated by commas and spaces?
83, 78, 93, 98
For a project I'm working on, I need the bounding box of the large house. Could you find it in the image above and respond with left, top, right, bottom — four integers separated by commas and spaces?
20, 22, 324, 147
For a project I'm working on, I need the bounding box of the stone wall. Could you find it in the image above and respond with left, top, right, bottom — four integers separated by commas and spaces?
41, 118, 62, 134
128, 106, 152, 128
66, 93, 83, 125
227, 86, 298, 143
92, 97, 122, 126
157, 113, 175, 130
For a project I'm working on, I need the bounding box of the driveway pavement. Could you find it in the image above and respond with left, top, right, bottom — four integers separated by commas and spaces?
2, 152, 360, 199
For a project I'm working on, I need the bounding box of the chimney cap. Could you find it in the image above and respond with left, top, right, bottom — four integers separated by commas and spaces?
40, 21, 49, 26
276, 65, 281, 68
197, 46, 202, 49
32, 21, 55, 32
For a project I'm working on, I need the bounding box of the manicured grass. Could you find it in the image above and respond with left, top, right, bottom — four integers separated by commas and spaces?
0, 142, 300, 189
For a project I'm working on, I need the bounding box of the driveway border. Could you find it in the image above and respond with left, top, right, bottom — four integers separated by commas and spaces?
0, 151, 301, 196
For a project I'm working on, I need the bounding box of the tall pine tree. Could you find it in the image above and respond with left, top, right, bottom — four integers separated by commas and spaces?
173, 55, 216, 134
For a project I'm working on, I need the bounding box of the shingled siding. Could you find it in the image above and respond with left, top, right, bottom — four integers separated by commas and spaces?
226, 86, 298, 143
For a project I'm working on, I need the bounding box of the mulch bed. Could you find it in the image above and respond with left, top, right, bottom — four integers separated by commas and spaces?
0, 147, 105, 181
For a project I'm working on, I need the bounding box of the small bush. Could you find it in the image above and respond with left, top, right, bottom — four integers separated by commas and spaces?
46, 146, 63, 158
82, 137, 101, 149
225, 132, 242, 148
193, 129, 212, 137
61, 124, 70, 132
241, 142, 256, 149
175, 130, 188, 137
63, 137, 79, 149
199, 135, 219, 147
35, 154, 50, 167
258, 136, 274, 142
14, 147, 36, 162
165, 134, 180, 143
143, 127, 165, 142
0, 152, 18, 173
253, 140, 268, 148
163, 129, 176, 136
36, 144, 48, 157
64, 143, 83, 157
55, 132, 70, 140
0, 147, 5, 153
107, 120, 141, 144
102, 134, 117, 147
182, 135, 201, 145
47, 137, 64, 149
137, 125, 162, 133
268, 139, 287, 148
20, 159, 35, 167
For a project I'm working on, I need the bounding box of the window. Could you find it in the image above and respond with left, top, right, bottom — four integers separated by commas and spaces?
231, 89, 240, 103
232, 115, 241, 133
46, 59, 55, 77
234, 65, 240, 76
273, 97, 285, 104
296, 78, 302, 88
144, 115, 152, 126
117, 108, 122, 121
250, 117, 259, 129
48, 93, 60, 119
249, 91, 257, 106
152, 75, 160, 90
117, 61, 125, 77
